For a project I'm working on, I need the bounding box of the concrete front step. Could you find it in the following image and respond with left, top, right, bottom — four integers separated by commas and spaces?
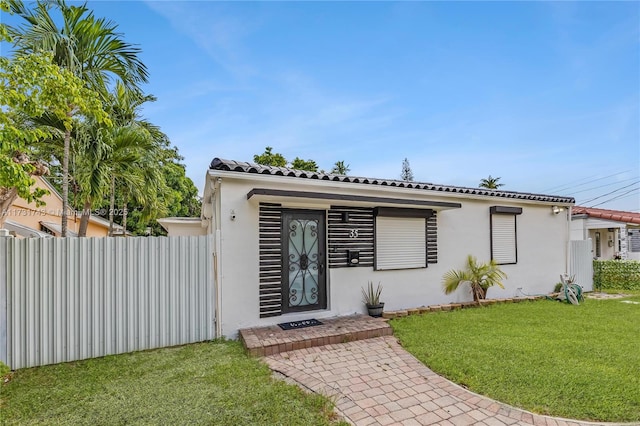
239, 314, 393, 357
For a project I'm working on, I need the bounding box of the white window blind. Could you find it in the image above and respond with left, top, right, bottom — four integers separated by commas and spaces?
491, 214, 517, 264
375, 216, 426, 270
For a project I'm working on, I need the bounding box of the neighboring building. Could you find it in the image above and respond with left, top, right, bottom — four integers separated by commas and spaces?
166, 158, 575, 338
3, 176, 122, 238
571, 206, 640, 261
157, 217, 207, 236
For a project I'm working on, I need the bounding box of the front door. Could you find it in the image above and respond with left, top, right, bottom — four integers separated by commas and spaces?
282, 210, 326, 313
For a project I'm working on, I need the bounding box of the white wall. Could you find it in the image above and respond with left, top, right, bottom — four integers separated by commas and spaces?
215, 181, 262, 336
212, 175, 570, 338
157, 219, 207, 237
571, 217, 587, 240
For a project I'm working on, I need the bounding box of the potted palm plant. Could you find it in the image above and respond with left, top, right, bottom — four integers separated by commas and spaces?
442, 255, 507, 301
362, 281, 384, 317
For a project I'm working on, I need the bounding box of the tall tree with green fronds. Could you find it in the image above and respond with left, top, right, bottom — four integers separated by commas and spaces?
73, 122, 110, 236
479, 175, 504, 189
111, 146, 199, 236
81, 83, 194, 237
7, 0, 148, 236
73, 82, 164, 236
113, 128, 167, 236
331, 161, 350, 175
74, 121, 162, 236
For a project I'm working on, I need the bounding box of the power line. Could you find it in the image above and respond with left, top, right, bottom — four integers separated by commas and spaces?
541, 174, 606, 193
541, 170, 631, 193
569, 176, 640, 195
589, 188, 640, 208
578, 180, 640, 205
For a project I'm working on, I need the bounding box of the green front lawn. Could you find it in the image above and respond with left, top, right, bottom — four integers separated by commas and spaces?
1, 340, 343, 425
598, 288, 640, 296
391, 294, 640, 423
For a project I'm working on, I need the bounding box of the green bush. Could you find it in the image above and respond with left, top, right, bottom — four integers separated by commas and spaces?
593, 260, 640, 291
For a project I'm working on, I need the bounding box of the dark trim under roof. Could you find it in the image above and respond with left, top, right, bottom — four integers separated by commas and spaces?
210, 158, 575, 204
490, 206, 523, 215
247, 188, 461, 209
375, 207, 435, 218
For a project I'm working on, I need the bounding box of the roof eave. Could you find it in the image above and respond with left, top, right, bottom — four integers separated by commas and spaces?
207, 168, 575, 206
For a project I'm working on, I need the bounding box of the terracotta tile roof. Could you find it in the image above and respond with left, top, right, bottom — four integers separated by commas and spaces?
209, 158, 575, 204
572, 206, 640, 225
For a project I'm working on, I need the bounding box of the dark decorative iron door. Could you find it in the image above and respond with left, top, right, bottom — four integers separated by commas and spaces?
282, 210, 326, 313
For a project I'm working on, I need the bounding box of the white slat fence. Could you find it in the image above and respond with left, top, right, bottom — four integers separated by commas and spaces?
0, 235, 215, 370
570, 239, 593, 292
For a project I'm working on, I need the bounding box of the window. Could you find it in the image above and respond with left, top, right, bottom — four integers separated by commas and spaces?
490, 206, 522, 265
374, 207, 432, 270
39, 224, 55, 236
630, 230, 640, 253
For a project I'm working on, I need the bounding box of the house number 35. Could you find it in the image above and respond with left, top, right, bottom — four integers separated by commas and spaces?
349, 229, 359, 238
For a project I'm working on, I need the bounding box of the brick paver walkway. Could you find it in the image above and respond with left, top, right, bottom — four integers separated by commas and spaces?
264, 336, 634, 426
240, 315, 392, 356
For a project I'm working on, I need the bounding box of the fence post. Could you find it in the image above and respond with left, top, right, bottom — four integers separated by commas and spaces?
0, 232, 13, 368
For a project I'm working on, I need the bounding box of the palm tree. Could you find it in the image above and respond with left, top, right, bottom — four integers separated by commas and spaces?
108, 126, 167, 236
74, 121, 160, 236
479, 175, 504, 189
331, 161, 350, 175
8, 0, 148, 236
442, 255, 507, 301
102, 83, 166, 236
73, 122, 110, 236
74, 85, 166, 237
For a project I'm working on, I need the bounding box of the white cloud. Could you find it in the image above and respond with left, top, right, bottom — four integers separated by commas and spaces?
144, 1, 261, 79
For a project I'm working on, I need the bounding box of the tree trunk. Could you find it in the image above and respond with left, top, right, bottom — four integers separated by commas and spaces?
121, 192, 128, 237
472, 285, 486, 302
61, 126, 71, 237
78, 199, 91, 237
0, 187, 19, 229
108, 176, 115, 236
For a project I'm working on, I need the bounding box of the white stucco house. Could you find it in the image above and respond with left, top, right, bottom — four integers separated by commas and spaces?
571, 207, 640, 261
163, 158, 575, 338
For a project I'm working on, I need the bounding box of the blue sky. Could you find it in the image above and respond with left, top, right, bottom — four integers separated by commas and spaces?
4, 1, 640, 211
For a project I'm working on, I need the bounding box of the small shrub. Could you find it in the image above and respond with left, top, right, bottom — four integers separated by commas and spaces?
553, 282, 563, 293
442, 255, 506, 301
361, 281, 383, 305
593, 260, 640, 291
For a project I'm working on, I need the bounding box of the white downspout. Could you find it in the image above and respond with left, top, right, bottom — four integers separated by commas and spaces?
213, 177, 223, 338
566, 205, 572, 275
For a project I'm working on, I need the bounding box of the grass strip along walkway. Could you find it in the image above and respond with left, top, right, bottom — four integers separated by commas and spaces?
1, 340, 344, 425
391, 294, 640, 423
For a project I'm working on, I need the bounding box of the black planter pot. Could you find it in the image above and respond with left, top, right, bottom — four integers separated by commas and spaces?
366, 302, 384, 317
